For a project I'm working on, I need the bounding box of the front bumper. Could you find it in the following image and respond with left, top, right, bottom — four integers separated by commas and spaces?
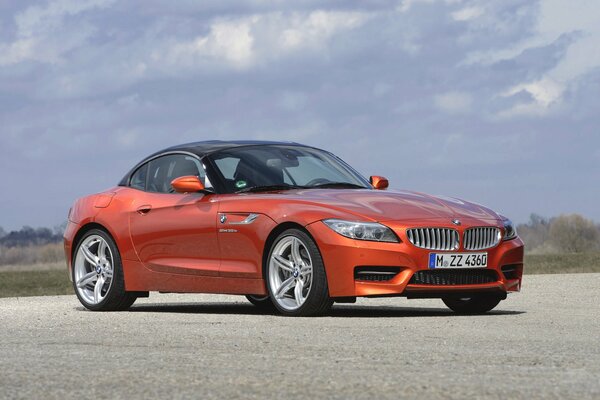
306, 220, 524, 298
63, 220, 80, 282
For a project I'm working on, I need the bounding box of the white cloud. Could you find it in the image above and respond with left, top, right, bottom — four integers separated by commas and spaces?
498, 78, 564, 118
0, 38, 37, 66
434, 91, 473, 114
397, 0, 462, 13
0, 0, 115, 65
504, 79, 564, 107
166, 18, 256, 69
398, 0, 433, 13
161, 11, 370, 70
280, 11, 369, 50
463, 0, 600, 118
14, 0, 114, 37
451, 6, 483, 22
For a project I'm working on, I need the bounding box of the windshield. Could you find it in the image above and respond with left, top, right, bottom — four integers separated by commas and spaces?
207, 145, 371, 193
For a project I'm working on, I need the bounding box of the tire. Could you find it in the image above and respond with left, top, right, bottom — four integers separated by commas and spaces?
266, 228, 333, 316
442, 295, 503, 314
72, 229, 137, 311
245, 295, 275, 310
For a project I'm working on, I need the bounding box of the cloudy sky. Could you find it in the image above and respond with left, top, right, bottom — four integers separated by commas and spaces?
0, 0, 599, 231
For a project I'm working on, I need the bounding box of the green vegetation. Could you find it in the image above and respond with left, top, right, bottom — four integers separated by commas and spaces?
0, 269, 72, 298
524, 253, 600, 274
0, 243, 64, 265
518, 214, 599, 254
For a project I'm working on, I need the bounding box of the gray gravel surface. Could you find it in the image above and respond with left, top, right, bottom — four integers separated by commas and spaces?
1, 273, 599, 400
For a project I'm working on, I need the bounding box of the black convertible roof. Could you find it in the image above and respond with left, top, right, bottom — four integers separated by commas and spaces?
160, 140, 303, 157
118, 140, 308, 186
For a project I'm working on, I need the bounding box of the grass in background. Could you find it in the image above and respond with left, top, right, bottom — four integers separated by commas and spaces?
0, 242, 64, 265
0, 253, 599, 298
525, 253, 600, 274
0, 269, 72, 298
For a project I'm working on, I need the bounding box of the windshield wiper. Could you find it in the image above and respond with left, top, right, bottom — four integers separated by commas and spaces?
309, 182, 366, 189
237, 184, 305, 193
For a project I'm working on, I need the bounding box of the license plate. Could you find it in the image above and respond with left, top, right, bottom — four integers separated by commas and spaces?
429, 253, 488, 269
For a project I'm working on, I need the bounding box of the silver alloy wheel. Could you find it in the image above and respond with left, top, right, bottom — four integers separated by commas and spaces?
268, 235, 313, 311
73, 235, 114, 305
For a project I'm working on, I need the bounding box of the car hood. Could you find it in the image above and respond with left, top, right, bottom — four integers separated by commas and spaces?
265, 189, 501, 223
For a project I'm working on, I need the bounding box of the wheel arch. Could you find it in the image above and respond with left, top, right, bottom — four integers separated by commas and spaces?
261, 221, 325, 281
71, 222, 118, 263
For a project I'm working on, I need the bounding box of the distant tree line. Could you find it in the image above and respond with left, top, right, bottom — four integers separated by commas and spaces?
517, 214, 600, 254
0, 223, 66, 247
0, 224, 66, 265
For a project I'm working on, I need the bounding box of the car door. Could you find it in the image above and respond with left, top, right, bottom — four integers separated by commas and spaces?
129, 153, 220, 276
210, 153, 278, 279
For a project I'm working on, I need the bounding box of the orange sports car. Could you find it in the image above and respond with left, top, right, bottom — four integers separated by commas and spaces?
64, 141, 524, 316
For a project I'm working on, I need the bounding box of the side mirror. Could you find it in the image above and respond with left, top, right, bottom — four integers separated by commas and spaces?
370, 176, 389, 190
171, 176, 205, 193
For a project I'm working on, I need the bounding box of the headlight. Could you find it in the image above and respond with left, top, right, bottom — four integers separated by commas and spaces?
323, 219, 399, 243
503, 219, 517, 240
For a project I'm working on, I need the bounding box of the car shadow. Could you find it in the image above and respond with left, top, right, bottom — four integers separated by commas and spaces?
329, 305, 524, 318
121, 302, 525, 318
127, 303, 275, 316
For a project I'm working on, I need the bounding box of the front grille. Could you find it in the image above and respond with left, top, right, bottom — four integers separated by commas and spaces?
354, 267, 400, 282
406, 228, 459, 251
464, 227, 501, 250
409, 269, 498, 285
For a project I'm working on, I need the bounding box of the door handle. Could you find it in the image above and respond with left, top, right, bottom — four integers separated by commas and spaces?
136, 205, 152, 215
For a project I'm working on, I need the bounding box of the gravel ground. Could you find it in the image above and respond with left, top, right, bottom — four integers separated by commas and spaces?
1, 273, 598, 400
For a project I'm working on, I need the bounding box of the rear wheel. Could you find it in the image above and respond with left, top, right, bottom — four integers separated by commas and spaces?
72, 229, 137, 311
442, 295, 502, 314
266, 229, 332, 316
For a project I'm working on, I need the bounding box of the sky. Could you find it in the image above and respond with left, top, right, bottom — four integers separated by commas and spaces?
0, 0, 599, 231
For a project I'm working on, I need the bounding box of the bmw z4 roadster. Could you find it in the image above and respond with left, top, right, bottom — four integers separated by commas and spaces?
64, 141, 524, 316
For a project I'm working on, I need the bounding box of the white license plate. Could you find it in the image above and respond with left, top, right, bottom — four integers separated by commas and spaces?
428, 253, 488, 269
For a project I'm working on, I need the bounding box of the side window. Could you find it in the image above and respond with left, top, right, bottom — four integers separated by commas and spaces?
130, 164, 148, 191
147, 154, 204, 194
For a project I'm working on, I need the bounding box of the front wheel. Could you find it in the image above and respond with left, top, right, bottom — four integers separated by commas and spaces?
245, 295, 274, 310
442, 295, 503, 314
72, 229, 137, 311
266, 229, 333, 316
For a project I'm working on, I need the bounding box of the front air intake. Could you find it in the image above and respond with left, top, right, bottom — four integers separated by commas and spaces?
501, 265, 520, 280
409, 269, 498, 285
354, 267, 401, 282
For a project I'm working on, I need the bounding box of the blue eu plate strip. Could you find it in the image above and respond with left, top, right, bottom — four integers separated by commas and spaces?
429, 253, 436, 269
